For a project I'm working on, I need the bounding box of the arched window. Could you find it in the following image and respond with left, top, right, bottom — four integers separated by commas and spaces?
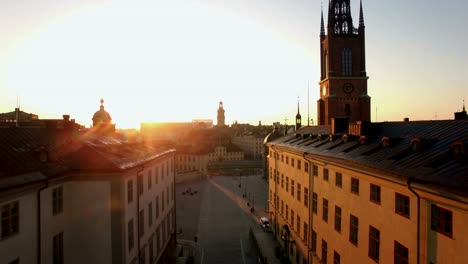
335, 22, 341, 34
342, 21, 349, 34
341, 48, 352, 76
342, 2, 347, 14
335, 3, 341, 14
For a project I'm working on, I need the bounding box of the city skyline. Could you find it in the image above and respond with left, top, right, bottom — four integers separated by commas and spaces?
1, 0, 467, 129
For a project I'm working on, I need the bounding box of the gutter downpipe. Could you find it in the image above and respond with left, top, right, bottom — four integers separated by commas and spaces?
137, 166, 144, 264
271, 145, 279, 237
303, 153, 314, 264
37, 180, 48, 264
407, 179, 420, 264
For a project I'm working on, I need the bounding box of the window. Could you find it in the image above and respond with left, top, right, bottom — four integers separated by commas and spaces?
148, 170, 152, 189
335, 173, 342, 188
297, 183, 301, 202
334, 251, 341, 264
291, 210, 295, 227
312, 230, 317, 253
351, 178, 359, 194
281, 174, 284, 188
149, 237, 154, 263
127, 180, 133, 203
395, 193, 410, 217
369, 226, 380, 261
291, 158, 295, 167
296, 216, 300, 232
137, 175, 143, 196
281, 154, 284, 162
321, 240, 328, 264
53, 232, 64, 264
370, 184, 381, 204
285, 205, 289, 220
128, 219, 134, 251
335, 206, 342, 232
323, 199, 328, 222
431, 204, 453, 237
281, 200, 284, 215
342, 48, 352, 76
148, 203, 153, 226
139, 210, 144, 236
155, 196, 160, 219
323, 168, 329, 181
286, 156, 289, 165
313, 165, 318, 176
304, 188, 309, 207
350, 214, 359, 245
52, 186, 63, 215
305, 162, 309, 173
312, 192, 318, 214
394, 241, 409, 264
291, 180, 295, 196
286, 177, 289, 192
303, 223, 308, 242
297, 160, 301, 170
1, 201, 19, 238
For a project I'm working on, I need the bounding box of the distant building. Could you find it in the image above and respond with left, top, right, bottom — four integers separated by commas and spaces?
265, 2, 468, 264
0, 101, 176, 264
232, 134, 264, 159
217, 101, 226, 126
0, 107, 38, 124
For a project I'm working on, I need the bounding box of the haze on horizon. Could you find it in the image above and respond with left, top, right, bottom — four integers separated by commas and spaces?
0, 0, 467, 129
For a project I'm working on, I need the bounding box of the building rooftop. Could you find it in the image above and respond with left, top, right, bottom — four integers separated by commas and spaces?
267, 120, 468, 196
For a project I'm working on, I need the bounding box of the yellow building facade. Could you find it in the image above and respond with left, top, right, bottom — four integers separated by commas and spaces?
267, 121, 468, 264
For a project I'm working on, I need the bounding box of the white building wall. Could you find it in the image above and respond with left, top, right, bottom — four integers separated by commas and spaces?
40, 180, 112, 264
0, 190, 38, 264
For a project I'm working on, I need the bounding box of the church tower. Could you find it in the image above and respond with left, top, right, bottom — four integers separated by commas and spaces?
295, 99, 302, 130
217, 101, 226, 126
318, 0, 371, 125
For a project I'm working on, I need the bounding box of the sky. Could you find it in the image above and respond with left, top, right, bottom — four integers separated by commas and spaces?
0, 0, 467, 129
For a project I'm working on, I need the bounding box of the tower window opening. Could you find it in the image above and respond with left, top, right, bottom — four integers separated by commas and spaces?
342, 3, 347, 14
342, 48, 352, 76
342, 21, 349, 34
335, 3, 341, 14
335, 22, 341, 34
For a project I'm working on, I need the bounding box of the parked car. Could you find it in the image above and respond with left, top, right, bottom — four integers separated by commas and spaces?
259, 217, 271, 232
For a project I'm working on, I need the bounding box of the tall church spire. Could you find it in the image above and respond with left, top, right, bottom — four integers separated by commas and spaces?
359, 0, 365, 28
296, 98, 302, 130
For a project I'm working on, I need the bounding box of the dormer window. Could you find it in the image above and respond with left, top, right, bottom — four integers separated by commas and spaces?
450, 142, 465, 158
359, 136, 366, 145
410, 138, 422, 152
381, 137, 390, 148
342, 135, 349, 143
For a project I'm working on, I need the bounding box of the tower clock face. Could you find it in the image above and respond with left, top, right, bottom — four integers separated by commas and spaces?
343, 83, 354, 94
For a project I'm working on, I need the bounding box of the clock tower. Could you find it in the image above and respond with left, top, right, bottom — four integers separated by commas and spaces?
318, 0, 371, 125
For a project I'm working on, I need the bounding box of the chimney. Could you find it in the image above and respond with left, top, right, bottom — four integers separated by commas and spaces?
63, 115, 70, 121
403, 118, 410, 122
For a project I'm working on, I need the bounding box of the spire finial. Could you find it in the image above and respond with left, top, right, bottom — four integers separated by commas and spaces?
100, 98, 104, 109
463, 98, 466, 112
359, 0, 365, 28
320, 2, 325, 36
297, 96, 300, 114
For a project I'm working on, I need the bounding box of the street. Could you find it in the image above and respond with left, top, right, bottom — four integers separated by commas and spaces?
176, 174, 270, 264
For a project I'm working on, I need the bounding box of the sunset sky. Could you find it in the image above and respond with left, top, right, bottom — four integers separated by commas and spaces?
0, 0, 467, 129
